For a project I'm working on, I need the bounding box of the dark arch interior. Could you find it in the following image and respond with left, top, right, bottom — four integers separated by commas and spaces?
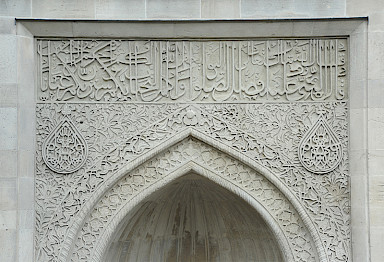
103, 173, 284, 262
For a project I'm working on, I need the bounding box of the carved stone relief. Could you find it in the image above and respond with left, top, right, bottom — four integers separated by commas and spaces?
298, 115, 343, 174
35, 38, 350, 262
72, 138, 318, 262
37, 39, 347, 102
42, 115, 88, 174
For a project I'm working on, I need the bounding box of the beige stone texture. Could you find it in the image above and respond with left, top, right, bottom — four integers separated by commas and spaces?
0, 17, 16, 35
0, 178, 17, 210
0, 210, 17, 230
0, 108, 17, 150
368, 108, 384, 150
0, 0, 31, 17
0, 229, 16, 262
368, 32, 384, 80
146, 0, 200, 18
201, 0, 240, 18
241, 0, 345, 18
32, 0, 95, 18
0, 35, 17, 84
367, 79, 384, 108
368, 149, 384, 176
95, 0, 145, 19
0, 84, 18, 107
0, 150, 17, 177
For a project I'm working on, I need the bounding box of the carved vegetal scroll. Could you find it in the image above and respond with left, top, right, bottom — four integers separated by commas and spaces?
298, 115, 343, 174
35, 37, 350, 262
42, 117, 88, 174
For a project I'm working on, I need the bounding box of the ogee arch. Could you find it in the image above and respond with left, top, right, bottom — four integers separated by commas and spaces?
65, 130, 326, 262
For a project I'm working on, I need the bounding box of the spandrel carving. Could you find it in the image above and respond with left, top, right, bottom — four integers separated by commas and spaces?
42, 117, 88, 174
37, 39, 347, 102
299, 115, 343, 174
35, 102, 350, 262
35, 37, 350, 262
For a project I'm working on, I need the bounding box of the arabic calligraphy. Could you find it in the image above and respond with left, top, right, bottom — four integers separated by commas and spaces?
37, 39, 348, 102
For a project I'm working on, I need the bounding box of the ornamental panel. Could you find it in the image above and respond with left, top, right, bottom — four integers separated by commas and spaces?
37, 39, 347, 102
35, 37, 350, 262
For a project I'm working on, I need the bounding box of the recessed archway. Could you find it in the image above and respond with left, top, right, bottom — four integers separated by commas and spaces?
68, 135, 324, 262
103, 173, 284, 262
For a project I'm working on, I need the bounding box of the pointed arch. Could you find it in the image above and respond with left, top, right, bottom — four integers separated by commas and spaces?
96, 161, 293, 262
62, 128, 326, 262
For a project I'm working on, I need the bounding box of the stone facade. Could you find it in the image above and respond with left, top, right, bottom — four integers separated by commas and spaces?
0, 1, 382, 262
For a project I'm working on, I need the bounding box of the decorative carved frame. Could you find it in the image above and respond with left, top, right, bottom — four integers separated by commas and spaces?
16, 18, 368, 262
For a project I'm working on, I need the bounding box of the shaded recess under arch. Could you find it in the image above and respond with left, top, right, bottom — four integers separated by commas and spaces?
104, 173, 284, 262
66, 130, 325, 262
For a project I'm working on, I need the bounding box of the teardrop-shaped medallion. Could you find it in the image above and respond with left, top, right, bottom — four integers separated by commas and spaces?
42, 118, 88, 174
298, 116, 342, 174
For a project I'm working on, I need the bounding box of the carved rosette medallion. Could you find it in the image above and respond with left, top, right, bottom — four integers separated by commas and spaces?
42, 118, 88, 174
298, 116, 343, 174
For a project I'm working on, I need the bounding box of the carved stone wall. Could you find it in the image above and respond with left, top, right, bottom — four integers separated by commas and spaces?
35, 38, 350, 262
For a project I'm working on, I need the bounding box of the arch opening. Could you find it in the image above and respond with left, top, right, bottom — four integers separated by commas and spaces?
103, 173, 284, 262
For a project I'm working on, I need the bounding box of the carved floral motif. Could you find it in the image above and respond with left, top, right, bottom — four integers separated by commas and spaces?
35, 37, 350, 262
35, 101, 349, 262
42, 118, 88, 174
72, 138, 317, 262
299, 116, 343, 174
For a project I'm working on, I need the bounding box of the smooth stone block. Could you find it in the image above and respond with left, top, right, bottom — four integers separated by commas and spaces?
0, 178, 17, 210
349, 80, 366, 109
146, 0, 200, 18
368, 150, 384, 176
18, 150, 34, 178
370, 227, 384, 262
350, 149, 366, 175
18, 177, 34, 210
368, 108, 384, 150
0, 0, 31, 17
351, 225, 370, 262
368, 79, 384, 108
18, 209, 34, 230
350, 108, 367, 151
368, 32, 384, 80
0, 210, 17, 230
369, 175, 384, 205
241, 0, 345, 18
0, 83, 17, 107
0, 229, 16, 262
370, 206, 384, 227
0, 17, 16, 35
18, 229, 34, 262
18, 106, 35, 150
367, 11, 384, 32
32, 0, 95, 18
346, 0, 376, 16
0, 107, 17, 150
95, 0, 145, 19
201, 0, 240, 18
17, 36, 34, 107
0, 35, 17, 84
0, 150, 17, 177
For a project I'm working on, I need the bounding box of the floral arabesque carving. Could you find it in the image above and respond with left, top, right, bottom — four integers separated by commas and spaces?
71, 138, 319, 262
35, 101, 349, 262
35, 37, 350, 262
298, 115, 343, 174
42, 117, 88, 174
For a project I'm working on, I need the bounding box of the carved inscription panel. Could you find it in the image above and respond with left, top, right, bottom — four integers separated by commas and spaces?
35, 38, 350, 262
37, 39, 347, 102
